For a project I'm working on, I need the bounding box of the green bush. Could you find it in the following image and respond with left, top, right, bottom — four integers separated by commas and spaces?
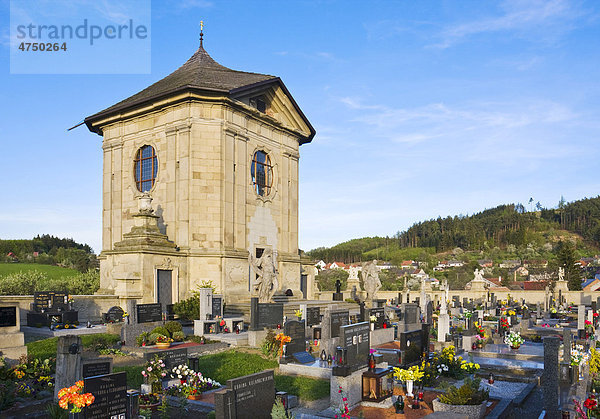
0, 269, 99, 295
82, 333, 120, 352
165, 321, 182, 335
172, 296, 199, 320
150, 326, 170, 338
438, 378, 489, 406
172, 331, 185, 342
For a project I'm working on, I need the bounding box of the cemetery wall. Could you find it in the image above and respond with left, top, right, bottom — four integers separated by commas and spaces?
0, 295, 120, 325
318, 290, 599, 305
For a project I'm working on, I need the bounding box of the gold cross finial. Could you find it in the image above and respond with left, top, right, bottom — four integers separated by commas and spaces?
199, 20, 204, 47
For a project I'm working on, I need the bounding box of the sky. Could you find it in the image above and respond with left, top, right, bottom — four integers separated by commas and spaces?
1, 0, 599, 254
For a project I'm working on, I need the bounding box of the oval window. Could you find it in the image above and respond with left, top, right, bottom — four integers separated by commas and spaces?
251, 150, 273, 196
134, 145, 158, 192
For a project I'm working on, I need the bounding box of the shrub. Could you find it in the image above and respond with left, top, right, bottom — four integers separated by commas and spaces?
165, 321, 183, 335
151, 326, 170, 338
148, 333, 162, 345
172, 331, 185, 342
0, 269, 100, 295
172, 296, 199, 320
438, 378, 489, 406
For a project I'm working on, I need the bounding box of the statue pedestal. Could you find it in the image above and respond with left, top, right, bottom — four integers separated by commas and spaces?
333, 292, 343, 301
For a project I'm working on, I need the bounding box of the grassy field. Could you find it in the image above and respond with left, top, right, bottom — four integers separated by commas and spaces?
0, 263, 79, 279
26, 333, 121, 360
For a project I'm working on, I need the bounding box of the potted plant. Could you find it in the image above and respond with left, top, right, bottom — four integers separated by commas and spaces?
432, 378, 489, 419
460, 361, 481, 379
504, 331, 524, 349
141, 356, 168, 393
474, 335, 485, 349
155, 335, 173, 349
393, 365, 423, 398
139, 393, 161, 411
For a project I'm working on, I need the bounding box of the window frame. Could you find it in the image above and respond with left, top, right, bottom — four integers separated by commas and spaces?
251, 150, 273, 197
134, 145, 158, 192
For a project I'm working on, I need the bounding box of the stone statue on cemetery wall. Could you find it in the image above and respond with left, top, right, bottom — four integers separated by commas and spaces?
249, 248, 278, 303
348, 265, 359, 281
362, 260, 381, 301
558, 266, 565, 282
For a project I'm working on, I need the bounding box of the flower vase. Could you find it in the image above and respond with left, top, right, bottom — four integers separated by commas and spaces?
69, 412, 81, 419
187, 394, 202, 401
156, 342, 171, 349
405, 380, 414, 397
511, 344, 521, 350
370, 323, 375, 331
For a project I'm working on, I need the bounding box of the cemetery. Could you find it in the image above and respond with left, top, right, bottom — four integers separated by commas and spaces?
1, 16, 600, 419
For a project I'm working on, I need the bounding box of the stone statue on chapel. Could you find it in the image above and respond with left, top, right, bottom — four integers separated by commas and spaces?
473, 268, 485, 282
362, 260, 381, 301
249, 248, 278, 303
558, 266, 565, 282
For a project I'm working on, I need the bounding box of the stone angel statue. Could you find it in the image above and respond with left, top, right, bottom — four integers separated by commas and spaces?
249, 248, 278, 303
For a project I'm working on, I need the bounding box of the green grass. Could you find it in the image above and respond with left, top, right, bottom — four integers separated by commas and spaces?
0, 263, 79, 279
114, 365, 146, 389
26, 333, 121, 360
274, 374, 330, 401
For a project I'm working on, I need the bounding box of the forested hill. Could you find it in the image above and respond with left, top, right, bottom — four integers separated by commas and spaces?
307, 196, 600, 263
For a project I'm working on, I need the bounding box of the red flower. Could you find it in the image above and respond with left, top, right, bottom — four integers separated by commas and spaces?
584, 398, 597, 410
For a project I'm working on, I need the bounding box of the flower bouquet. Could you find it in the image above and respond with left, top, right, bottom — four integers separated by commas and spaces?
178, 371, 221, 400
275, 332, 291, 357
171, 364, 192, 384
499, 317, 509, 333
574, 395, 600, 418
58, 380, 95, 414
155, 335, 173, 349
504, 331, 524, 349
139, 393, 161, 411
460, 361, 480, 374
474, 335, 485, 348
141, 356, 168, 392
294, 309, 303, 320
475, 321, 486, 337
393, 366, 423, 397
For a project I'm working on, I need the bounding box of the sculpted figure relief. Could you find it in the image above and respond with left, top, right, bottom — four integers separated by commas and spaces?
362, 260, 381, 301
249, 248, 278, 302
473, 268, 484, 282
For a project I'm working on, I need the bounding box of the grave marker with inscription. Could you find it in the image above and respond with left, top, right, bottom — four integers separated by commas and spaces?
136, 303, 162, 323
340, 322, 370, 373
82, 358, 113, 378
283, 320, 306, 358
250, 298, 283, 330
369, 307, 385, 329
306, 307, 320, 327
84, 371, 127, 419
212, 295, 223, 318
329, 310, 349, 338
144, 347, 187, 370
215, 370, 275, 419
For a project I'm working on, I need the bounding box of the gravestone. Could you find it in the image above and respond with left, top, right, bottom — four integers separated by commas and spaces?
82, 358, 113, 378
292, 352, 316, 364
0, 305, 27, 362
438, 312, 450, 342
144, 347, 187, 370
368, 307, 385, 329
212, 295, 223, 318
578, 305, 586, 338
333, 321, 370, 376
250, 298, 283, 330
84, 371, 128, 419
215, 370, 275, 419
306, 307, 320, 327
199, 288, 214, 320
54, 335, 82, 399
103, 306, 124, 323
329, 310, 349, 338
398, 303, 420, 332
426, 301, 433, 324
452, 296, 460, 307
283, 320, 306, 359
136, 303, 162, 323
398, 329, 423, 366
33, 291, 69, 312
542, 337, 560, 419
563, 330, 572, 365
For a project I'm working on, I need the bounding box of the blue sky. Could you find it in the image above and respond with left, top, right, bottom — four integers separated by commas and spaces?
1, 0, 599, 254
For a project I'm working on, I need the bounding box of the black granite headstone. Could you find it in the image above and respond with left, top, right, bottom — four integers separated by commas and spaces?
82, 360, 112, 378
218, 370, 275, 419
369, 307, 385, 329
330, 310, 349, 338
104, 306, 124, 323
426, 301, 433, 324
306, 307, 320, 327
83, 371, 127, 419
333, 292, 343, 301
284, 320, 306, 356
212, 296, 223, 318
398, 329, 422, 365
144, 347, 187, 370
339, 321, 370, 372
136, 303, 162, 323
250, 298, 284, 330
401, 304, 419, 325
0, 306, 17, 327
33, 291, 68, 312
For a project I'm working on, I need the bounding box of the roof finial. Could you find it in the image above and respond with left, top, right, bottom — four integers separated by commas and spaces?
199, 20, 204, 47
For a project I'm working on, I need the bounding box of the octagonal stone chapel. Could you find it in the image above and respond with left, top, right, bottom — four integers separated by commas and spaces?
85, 39, 316, 311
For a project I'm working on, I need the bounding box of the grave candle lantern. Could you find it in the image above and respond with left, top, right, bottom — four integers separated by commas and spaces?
361, 368, 393, 403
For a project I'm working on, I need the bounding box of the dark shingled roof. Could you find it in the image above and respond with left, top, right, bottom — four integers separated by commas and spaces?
87, 45, 277, 121
85, 45, 315, 143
